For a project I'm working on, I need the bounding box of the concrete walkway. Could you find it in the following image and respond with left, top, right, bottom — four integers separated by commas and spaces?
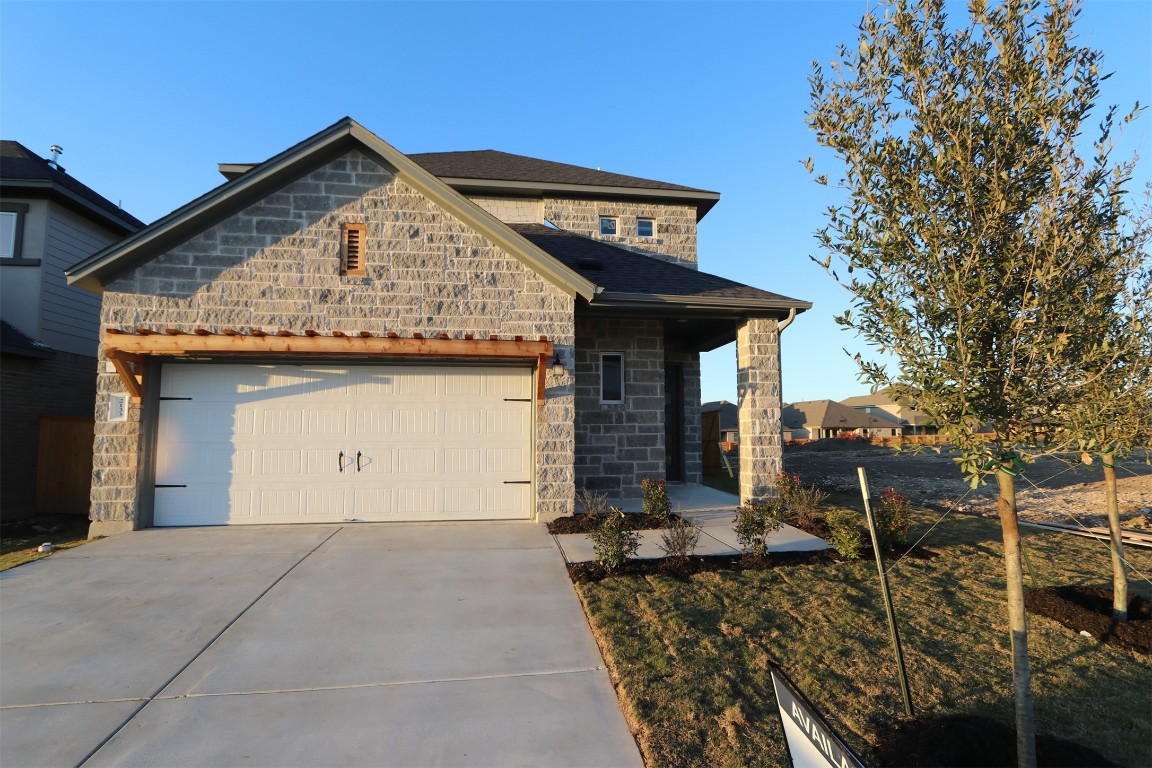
1, 524, 643, 768
554, 485, 829, 563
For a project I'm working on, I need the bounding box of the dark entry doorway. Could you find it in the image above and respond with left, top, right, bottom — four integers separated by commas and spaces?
664, 364, 685, 482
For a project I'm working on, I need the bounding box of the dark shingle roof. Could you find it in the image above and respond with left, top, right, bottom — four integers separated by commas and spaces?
0, 141, 144, 231
0, 320, 54, 358
509, 223, 806, 309
409, 150, 715, 195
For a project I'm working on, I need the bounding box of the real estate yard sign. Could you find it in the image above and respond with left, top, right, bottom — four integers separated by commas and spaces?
771, 667, 866, 768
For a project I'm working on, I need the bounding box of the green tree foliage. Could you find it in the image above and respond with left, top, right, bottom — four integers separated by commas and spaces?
806, 0, 1146, 764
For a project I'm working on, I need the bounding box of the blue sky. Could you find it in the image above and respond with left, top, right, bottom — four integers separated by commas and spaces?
3, 0, 1148, 404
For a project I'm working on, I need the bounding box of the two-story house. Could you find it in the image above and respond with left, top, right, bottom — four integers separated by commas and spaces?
66, 119, 809, 536
1, 141, 143, 520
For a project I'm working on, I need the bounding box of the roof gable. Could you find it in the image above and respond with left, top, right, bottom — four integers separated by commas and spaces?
65, 118, 597, 298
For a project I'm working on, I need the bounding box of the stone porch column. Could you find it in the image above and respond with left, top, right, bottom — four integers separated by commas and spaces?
736, 317, 782, 505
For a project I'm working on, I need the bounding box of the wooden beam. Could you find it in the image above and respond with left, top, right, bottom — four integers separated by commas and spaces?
102, 330, 553, 360
536, 353, 547, 405
104, 348, 144, 402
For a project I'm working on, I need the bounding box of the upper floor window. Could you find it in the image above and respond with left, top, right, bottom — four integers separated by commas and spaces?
599, 216, 618, 236
0, 203, 30, 263
600, 352, 624, 404
636, 218, 655, 237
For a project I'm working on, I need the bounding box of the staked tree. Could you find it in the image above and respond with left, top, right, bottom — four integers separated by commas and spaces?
1061, 216, 1152, 621
805, 0, 1146, 765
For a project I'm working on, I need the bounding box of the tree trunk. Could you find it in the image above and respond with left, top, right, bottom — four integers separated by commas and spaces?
1101, 454, 1129, 621
996, 470, 1037, 768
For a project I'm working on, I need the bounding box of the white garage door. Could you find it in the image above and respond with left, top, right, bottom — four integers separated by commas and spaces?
154, 364, 534, 526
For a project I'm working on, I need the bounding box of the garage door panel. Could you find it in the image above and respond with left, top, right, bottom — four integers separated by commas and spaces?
351, 488, 392, 519
259, 450, 301, 475
487, 409, 528, 435
444, 448, 481, 475
155, 364, 533, 526
353, 409, 396, 435
306, 410, 349, 435
484, 448, 527, 474
483, 486, 530, 519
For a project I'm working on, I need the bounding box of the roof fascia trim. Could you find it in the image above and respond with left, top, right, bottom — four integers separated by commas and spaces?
589, 292, 812, 314
440, 177, 720, 220
1, 177, 140, 234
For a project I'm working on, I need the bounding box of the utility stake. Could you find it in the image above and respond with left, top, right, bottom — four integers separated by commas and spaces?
858, 466, 915, 718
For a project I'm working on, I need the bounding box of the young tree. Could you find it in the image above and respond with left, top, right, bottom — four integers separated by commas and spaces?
1063, 238, 1152, 621
806, 1, 1145, 765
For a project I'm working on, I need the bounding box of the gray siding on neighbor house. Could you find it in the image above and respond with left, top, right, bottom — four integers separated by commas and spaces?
542, 198, 699, 267
0, 198, 48, 338
41, 204, 116, 356
92, 150, 576, 528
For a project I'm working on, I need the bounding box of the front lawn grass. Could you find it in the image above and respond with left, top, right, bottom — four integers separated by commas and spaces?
577, 508, 1152, 767
0, 516, 91, 571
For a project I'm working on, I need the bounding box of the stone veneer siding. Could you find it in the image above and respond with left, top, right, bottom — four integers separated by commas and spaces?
91, 150, 575, 532
542, 198, 698, 267
665, 335, 703, 485
736, 318, 783, 504
574, 317, 680, 501
467, 195, 543, 225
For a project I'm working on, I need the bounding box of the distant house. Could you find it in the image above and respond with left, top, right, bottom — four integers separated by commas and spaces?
701, 400, 739, 443
700, 400, 740, 476
841, 389, 937, 435
1, 141, 144, 520
781, 399, 903, 440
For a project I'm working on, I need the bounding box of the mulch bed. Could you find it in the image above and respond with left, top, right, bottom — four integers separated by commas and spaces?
546, 512, 672, 535
873, 714, 1118, 766
567, 550, 842, 584
1024, 585, 1151, 654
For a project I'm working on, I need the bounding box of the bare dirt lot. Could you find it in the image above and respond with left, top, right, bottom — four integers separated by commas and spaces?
783, 440, 1152, 531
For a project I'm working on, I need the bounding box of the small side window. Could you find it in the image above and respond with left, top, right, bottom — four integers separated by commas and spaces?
636, 218, 655, 237
599, 216, 618, 236
341, 222, 366, 276
0, 203, 29, 261
600, 352, 624, 404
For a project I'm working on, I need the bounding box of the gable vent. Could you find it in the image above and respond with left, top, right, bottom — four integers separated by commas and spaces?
342, 223, 366, 276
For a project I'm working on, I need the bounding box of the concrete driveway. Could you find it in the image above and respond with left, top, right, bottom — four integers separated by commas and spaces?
0, 523, 643, 768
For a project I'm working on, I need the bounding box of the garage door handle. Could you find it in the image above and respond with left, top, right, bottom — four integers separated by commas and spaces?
503, 480, 531, 484
356, 451, 363, 472
339, 451, 345, 473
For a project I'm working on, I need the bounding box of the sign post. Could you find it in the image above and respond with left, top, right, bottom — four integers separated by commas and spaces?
770, 666, 866, 768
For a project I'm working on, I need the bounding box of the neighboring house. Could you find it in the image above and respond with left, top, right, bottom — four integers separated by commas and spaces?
66, 119, 810, 536
1, 141, 143, 520
701, 400, 739, 444
781, 399, 903, 440
841, 389, 938, 435
700, 400, 739, 477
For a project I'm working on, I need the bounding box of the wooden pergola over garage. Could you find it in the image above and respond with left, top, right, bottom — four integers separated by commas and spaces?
101, 328, 555, 404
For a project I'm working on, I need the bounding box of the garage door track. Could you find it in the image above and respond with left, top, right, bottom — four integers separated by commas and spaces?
0, 523, 642, 767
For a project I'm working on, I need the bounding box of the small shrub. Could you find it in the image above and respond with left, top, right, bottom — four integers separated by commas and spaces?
876, 488, 912, 549
826, 508, 863, 560
658, 513, 700, 559
641, 476, 671, 517
577, 488, 610, 518
774, 471, 829, 528
589, 508, 641, 572
733, 500, 787, 556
